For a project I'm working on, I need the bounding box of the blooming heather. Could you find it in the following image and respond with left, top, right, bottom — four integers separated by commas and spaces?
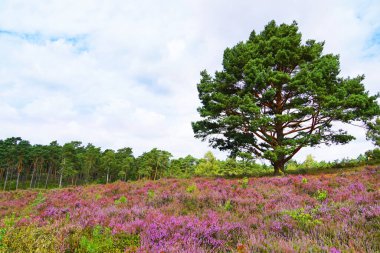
0, 167, 379, 252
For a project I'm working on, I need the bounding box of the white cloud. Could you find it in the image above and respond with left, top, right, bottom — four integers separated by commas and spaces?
0, 0, 379, 161
167, 39, 186, 61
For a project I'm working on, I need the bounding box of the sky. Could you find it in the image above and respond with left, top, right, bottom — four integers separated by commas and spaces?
0, 0, 379, 162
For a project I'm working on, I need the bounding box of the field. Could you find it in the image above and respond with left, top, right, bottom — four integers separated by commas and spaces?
0, 166, 379, 252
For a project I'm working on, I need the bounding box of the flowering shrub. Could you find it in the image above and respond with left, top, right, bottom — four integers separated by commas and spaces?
0, 166, 379, 252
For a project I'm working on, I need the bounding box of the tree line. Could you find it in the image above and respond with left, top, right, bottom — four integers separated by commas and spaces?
0, 137, 264, 190
1, 136, 379, 191
0, 137, 188, 190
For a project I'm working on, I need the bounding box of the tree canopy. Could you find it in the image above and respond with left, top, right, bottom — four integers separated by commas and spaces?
367, 117, 380, 147
192, 20, 379, 174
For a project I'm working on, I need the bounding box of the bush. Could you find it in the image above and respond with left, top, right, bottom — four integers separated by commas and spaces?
223, 200, 233, 211
0, 225, 60, 252
114, 196, 127, 205
71, 226, 140, 253
239, 177, 249, 189
0, 228, 6, 248
365, 148, 380, 163
314, 190, 328, 201
147, 190, 155, 200
186, 184, 197, 193
284, 208, 321, 230
79, 226, 113, 253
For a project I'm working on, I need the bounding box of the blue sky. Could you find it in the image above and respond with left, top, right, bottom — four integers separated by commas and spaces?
0, 0, 379, 161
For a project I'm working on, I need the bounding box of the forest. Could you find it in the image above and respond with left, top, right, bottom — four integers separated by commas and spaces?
1, 136, 379, 191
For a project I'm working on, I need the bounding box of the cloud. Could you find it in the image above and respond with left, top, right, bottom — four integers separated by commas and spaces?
0, 0, 379, 161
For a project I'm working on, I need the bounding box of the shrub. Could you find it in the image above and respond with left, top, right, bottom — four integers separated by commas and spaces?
77, 225, 140, 253
79, 226, 113, 253
223, 200, 233, 211
3, 213, 16, 227
180, 196, 199, 214
147, 190, 155, 200
0, 226, 59, 252
113, 233, 140, 251
315, 190, 328, 201
186, 184, 197, 193
115, 196, 127, 205
239, 177, 249, 189
31, 192, 46, 207
0, 227, 6, 248
284, 208, 321, 230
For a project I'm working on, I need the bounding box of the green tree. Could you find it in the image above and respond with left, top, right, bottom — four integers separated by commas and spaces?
364, 118, 380, 162
101, 149, 117, 183
29, 144, 46, 188
168, 155, 198, 178
0, 138, 19, 190
116, 148, 135, 181
194, 151, 220, 176
136, 148, 172, 180
60, 141, 83, 187
366, 117, 380, 147
45, 141, 61, 188
81, 144, 101, 183
14, 139, 31, 190
217, 158, 244, 177
302, 154, 316, 169
0, 137, 31, 190
0, 140, 7, 189
117, 156, 134, 181
192, 20, 379, 174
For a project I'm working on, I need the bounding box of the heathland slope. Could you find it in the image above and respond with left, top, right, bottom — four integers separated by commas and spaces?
0, 166, 379, 252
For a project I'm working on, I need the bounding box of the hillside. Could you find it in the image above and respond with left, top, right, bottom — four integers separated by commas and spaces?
0, 166, 379, 252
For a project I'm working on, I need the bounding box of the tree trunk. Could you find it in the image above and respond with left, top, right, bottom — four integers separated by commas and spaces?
22, 172, 26, 189
16, 172, 20, 190
153, 167, 158, 181
36, 166, 41, 188
273, 160, 285, 176
9, 168, 14, 190
33, 167, 38, 188
59, 158, 65, 188
30, 161, 37, 188
3, 168, 9, 191
45, 166, 51, 189
153, 161, 159, 180
59, 172, 63, 188
106, 167, 109, 184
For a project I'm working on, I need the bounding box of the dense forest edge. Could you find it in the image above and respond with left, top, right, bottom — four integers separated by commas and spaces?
1, 137, 379, 191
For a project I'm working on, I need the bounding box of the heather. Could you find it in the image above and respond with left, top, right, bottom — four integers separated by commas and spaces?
0, 166, 379, 252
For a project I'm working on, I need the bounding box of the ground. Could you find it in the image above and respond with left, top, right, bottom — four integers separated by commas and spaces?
0, 166, 379, 252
